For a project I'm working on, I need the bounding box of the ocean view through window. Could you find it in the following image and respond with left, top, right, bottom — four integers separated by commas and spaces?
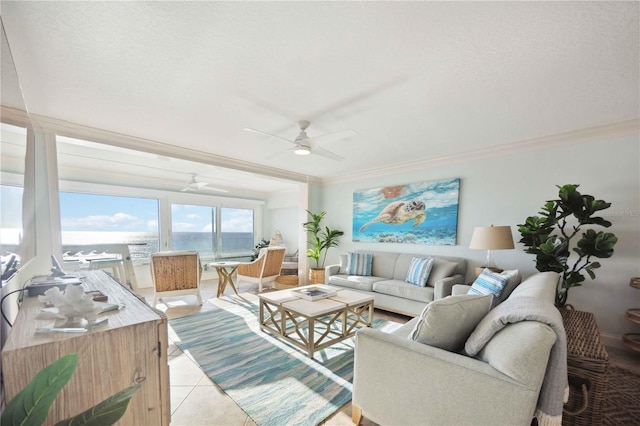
59, 194, 256, 265
60, 192, 160, 264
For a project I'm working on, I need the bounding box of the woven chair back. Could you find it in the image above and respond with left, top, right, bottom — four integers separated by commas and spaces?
151, 251, 201, 293
262, 248, 285, 277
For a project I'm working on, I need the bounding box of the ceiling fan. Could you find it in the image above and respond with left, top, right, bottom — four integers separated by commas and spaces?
244, 120, 356, 161
180, 174, 228, 193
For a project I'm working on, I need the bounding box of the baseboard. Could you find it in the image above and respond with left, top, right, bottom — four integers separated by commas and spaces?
601, 332, 625, 350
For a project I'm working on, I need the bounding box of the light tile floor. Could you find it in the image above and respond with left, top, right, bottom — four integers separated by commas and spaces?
136, 279, 639, 426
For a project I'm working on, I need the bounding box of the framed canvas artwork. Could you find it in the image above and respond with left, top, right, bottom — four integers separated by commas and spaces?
353, 177, 460, 245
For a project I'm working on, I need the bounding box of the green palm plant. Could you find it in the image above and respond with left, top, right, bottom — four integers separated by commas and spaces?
517, 184, 618, 307
303, 210, 344, 269
1, 353, 140, 426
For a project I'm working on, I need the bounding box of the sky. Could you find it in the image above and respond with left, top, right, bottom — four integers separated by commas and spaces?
59, 193, 253, 233
1, 189, 254, 246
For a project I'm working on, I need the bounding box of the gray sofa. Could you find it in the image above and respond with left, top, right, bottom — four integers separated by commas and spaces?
325, 251, 467, 316
352, 271, 562, 426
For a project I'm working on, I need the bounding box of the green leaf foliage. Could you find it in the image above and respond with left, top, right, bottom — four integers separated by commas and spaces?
518, 184, 617, 307
303, 210, 344, 269
54, 384, 141, 426
1, 353, 78, 426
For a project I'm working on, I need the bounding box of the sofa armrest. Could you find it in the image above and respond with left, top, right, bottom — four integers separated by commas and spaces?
353, 327, 543, 426
452, 283, 471, 295
325, 264, 340, 283
433, 274, 464, 299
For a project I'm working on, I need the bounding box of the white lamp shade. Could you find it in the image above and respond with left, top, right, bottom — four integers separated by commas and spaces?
469, 226, 515, 250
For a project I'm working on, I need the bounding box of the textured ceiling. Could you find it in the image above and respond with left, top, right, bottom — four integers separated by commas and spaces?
1, 1, 638, 193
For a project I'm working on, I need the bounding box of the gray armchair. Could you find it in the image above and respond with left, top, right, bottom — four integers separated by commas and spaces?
352, 272, 562, 425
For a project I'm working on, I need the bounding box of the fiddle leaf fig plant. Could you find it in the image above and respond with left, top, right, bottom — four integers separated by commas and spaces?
518, 184, 618, 307
303, 210, 344, 269
1, 353, 140, 426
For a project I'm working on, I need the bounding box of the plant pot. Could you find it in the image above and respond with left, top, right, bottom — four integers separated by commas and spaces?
309, 268, 325, 284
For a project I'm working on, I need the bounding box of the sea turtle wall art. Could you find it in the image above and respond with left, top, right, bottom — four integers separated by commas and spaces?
353, 178, 460, 245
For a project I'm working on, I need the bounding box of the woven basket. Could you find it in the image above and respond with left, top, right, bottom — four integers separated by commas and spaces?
561, 308, 609, 426
275, 275, 299, 286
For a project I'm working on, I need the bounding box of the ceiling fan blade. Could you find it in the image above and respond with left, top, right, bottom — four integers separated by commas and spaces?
311, 147, 344, 161
200, 186, 229, 193
191, 181, 209, 189
243, 128, 296, 145
309, 129, 357, 145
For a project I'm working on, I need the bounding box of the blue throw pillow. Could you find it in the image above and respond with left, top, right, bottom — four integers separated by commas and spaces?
346, 252, 373, 276
468, 268, 509, 297
405, 257, 434, 287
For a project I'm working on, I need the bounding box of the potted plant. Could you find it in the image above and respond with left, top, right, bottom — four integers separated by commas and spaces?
303, 210, 344, 284
250, 239, 270, 261
517, 184, 618, 307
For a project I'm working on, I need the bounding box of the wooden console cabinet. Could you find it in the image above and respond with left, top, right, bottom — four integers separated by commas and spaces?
1, 271, 170, 426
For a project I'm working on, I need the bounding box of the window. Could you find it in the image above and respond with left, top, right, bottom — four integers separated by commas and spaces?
171, 204, 216, 258
0, 123, 27, 268
59, 192, 159, 264
220, 207, 254, 256
170, 204, 255, 260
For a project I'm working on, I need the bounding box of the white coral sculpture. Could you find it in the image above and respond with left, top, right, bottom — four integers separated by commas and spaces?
37, 285, 102, 324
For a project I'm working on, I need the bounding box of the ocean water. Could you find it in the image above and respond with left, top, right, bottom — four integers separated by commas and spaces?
62, 231, 253, 264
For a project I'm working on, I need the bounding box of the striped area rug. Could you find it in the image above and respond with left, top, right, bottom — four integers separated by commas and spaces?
169, 297, 400, 426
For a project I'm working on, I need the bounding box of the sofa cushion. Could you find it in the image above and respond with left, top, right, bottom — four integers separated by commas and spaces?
373, 280, 434, 303
409, 294, 492, 352
371, 252, 400, 279
426, 259, 459, 286
328, 274, 385, 292
347, 252, 373, 276
468, 269, 509, 297
405, 257, 434, 287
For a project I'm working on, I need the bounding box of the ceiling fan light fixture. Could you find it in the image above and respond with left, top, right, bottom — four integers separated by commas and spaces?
294, 146, 311, 156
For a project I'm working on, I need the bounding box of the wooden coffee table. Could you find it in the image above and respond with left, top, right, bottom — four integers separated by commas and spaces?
258, 286, 374, 358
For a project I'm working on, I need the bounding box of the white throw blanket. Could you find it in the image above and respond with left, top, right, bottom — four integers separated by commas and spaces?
464, 296, 568, 426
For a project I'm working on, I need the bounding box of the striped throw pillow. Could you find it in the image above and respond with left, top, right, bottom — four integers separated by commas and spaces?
346, 252, 373, 276
405, 257, 435, 287
468, 268, 509, 297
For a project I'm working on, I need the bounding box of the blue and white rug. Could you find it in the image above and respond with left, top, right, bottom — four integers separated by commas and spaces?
168, 295, 400, 426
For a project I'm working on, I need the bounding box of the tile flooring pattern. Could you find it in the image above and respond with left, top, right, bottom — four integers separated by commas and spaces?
137, 278, 640, 426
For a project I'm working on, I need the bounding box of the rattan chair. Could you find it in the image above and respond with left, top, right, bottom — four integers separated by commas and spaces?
150, 251, 203, 307
237, 247, 285, 291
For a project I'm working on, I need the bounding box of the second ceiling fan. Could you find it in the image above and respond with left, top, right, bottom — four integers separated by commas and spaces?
244, 120, 356, 161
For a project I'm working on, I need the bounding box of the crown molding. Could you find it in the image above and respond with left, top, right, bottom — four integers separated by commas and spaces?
0, 106, 31, 127
322, 118, 640, 185
22, 112, 319, 185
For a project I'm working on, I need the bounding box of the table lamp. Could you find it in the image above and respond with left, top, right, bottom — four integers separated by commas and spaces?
469, 225, 514, 275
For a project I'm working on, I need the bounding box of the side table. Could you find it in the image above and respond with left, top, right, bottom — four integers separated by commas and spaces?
209, 261, 240, 297
560, 308, 609, 426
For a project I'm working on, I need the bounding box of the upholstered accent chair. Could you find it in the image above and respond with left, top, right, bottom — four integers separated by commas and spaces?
150, 251, 203, 307
237, 247, 285, 291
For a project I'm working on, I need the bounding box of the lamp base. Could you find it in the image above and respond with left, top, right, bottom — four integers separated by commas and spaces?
475, 266, 504, 277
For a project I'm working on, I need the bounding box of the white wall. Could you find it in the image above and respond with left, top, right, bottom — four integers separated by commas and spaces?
319, 133, 640, 347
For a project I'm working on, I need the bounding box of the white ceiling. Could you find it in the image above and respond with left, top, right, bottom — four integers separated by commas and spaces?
1, 1, 638, 194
